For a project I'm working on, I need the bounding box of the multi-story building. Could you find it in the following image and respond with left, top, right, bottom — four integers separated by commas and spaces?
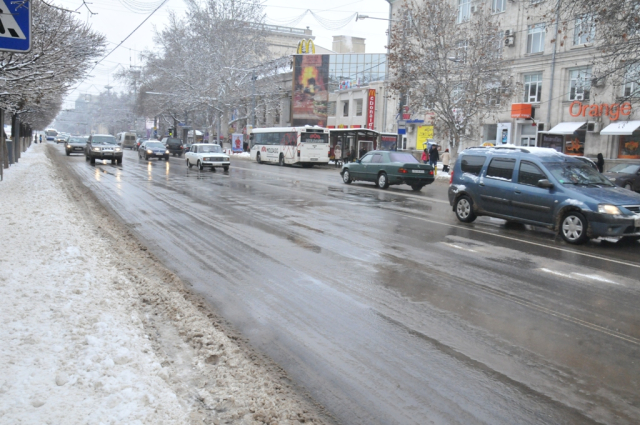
388, 0, 640, 166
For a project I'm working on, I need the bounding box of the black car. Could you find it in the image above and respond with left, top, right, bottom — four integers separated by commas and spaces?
603, 163, 640, 192
85, 134, 122, 165
162, 137, 184, 156
139, 140, 169, 161
65, 136, 88, 155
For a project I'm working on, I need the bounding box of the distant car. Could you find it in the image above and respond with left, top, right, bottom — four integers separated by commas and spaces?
116, 131, 137, 150
574, 156, 599, 172
139, 140, 169, 161
185, 143, 229, 171
65, 136, 88, 156
135, 138, 148, 151
55, 134, 68, 144
448, 146, 640, 244
603, 163, 640, 192
85, 134, 122, 165
340, 150, 435, 191
162, 137, 184, 156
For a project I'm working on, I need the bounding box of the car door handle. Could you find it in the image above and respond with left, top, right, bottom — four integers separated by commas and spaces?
514, 190, 521, 194
479, 183, 485, 187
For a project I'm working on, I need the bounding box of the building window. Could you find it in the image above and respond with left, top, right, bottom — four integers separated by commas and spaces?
530, 0, 544, 4
457, 0, 471, 23
342, 101, 349, 117
527, 24, 545, 54
456, 39, 469, 64
623, 63, 640, 98
574, 14, 595, 45
523, 73, 542, 103
355, 99, 363, 116
569, 67, 591, 101
492, 0, 506, 14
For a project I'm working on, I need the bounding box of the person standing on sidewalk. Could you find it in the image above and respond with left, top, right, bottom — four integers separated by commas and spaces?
421, 148, 428, 164
441, 148, 450, 173
596, 153, 605, 173
429, 144, 439, 170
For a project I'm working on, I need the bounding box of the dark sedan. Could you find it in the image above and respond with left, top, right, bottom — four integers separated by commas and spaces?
139, 141, 169, 161
340, 150, 435, 191
604, 163, 640, 191
65, 136, 88, 155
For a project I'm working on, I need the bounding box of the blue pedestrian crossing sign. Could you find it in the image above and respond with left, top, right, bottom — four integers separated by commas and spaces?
0, 0, 31, 53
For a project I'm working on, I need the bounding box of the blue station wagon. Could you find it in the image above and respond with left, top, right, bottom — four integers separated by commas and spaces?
448, 147, 640, 244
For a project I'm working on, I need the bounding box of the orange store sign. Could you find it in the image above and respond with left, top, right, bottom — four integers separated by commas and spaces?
569, 101, 632, 121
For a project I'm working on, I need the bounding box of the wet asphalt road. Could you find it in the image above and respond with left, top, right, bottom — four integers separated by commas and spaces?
51, 144, 640, 425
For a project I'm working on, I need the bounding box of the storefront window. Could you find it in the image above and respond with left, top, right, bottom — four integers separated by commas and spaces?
618, 133, 640, 159
564, 131, 585, 156
539, 134, 563, 152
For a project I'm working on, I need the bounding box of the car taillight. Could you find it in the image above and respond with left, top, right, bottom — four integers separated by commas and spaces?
449, 169, 454, 184
398, 168, 407, 174
179, 145, 183, 149
429, 170, 434, 175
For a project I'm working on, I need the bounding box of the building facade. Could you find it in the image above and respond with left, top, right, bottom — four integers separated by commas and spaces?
388, 0, 640, 166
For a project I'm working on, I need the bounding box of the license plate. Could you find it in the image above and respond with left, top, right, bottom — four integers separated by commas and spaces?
310, 158, 318, 161
103, 152, 112, 155
412, 169, 425, 174
74, 147, 82, 150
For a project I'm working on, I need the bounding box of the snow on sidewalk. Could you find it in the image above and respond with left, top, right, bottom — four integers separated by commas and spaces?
0, 144, 188, 423
0, 144, 331, 424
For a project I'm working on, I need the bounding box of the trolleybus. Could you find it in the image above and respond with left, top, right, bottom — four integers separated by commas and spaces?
250, 126, 330, 167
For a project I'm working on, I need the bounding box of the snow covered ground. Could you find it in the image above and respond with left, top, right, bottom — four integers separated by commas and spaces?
0, 143, 331, 424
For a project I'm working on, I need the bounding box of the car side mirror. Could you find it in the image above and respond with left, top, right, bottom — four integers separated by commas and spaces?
356, 159, 361, 164
537, 179, 554, 189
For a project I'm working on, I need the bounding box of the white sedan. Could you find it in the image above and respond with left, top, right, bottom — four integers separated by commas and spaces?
185, 143, 230, 171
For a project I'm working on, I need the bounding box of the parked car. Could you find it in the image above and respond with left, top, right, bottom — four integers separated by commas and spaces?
162, 137, 184, 156
603, 163, 640, 192
448, 146, 640, 244
139, 140, 169, 161
85, 134, 122, 165
185, 143, 229, 171
65, 136, 88, 156
340, 150, 435, 191
574, 156, 599, 172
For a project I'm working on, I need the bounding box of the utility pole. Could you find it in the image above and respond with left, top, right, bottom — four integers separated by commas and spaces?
251, 70, 257, 127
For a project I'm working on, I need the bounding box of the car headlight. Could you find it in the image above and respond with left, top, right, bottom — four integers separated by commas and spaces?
598, 204, 621, 215
147, 149, 153, 154
165, 150, 169, 154
66, 144, 71, 148
92, 147, 100, 152
115, 148, 121, 152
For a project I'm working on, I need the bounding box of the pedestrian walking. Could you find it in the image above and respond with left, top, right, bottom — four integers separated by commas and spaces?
596, 153, 604, 173
39, 135, 42, 144
441, 148, 450, 173
429, 144, 439, 170
421, 148, 428, 164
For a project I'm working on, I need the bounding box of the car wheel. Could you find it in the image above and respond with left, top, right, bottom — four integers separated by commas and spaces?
342, 169, 352, 184
223, 166, 229, 172
66, 151, 70, 156
111, 159, 116, 164
624, 182, 633, 191
85, 154, 90, 162
90, 157, 95, 165
117, 158, 122, 165
377, 172, 389, 189
145, 153, 149, 160
165, 156, 169, 161
560, 211, 589, 244
279, 154, 285, 166
256, 152, 262, 164
455, 195, 477, 223
198, 161, 204, 171
411, 183, 424, 191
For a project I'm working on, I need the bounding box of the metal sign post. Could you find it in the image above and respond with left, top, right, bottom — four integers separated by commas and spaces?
0, 0, 31, 53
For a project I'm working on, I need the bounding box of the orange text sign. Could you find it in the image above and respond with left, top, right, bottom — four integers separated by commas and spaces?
569, 101, 632, 121
511, 103, 532, 119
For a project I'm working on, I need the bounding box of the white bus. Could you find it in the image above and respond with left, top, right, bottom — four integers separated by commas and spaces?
250, 126, 330, 167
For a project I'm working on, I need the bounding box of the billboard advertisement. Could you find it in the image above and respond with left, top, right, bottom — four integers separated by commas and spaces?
232, 133, 244, 153
292, 54, 329, 127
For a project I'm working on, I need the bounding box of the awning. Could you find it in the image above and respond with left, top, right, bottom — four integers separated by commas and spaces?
600, 120, 640, 135
546, 122, 586, 134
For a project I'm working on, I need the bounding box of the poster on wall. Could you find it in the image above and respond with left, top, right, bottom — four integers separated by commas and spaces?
540, 134, 563, 152
232, 133, 244, 153
618, 134, 640, 159
564, 132, 585, 156
292, 54, 329, 127
416, 126, 434, 150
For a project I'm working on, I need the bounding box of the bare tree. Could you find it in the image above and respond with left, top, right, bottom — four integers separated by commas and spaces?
388, 0, 513, 151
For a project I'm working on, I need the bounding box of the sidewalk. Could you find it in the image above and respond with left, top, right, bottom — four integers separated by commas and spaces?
0, 143, 331, 424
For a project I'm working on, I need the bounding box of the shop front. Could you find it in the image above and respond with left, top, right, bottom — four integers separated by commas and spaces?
601, 121, 640, 161
540, 121, 587, 155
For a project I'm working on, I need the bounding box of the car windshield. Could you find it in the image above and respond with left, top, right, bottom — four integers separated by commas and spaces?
546, 162, 614, 186
92, 136, 117, 144
389, 152, 419, 163
147, 142, 164, 148
608, 164, 640, 174
69, 137, 85, 143
199, 145, 222, 153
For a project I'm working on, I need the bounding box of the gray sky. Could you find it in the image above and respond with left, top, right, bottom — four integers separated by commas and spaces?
54, 0, 391, 110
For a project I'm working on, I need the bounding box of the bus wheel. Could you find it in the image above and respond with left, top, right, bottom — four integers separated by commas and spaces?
256, 152, 262, 164
279, 154, 285, 166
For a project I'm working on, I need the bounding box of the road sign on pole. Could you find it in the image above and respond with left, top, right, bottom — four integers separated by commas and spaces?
0, 0, 31, 53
